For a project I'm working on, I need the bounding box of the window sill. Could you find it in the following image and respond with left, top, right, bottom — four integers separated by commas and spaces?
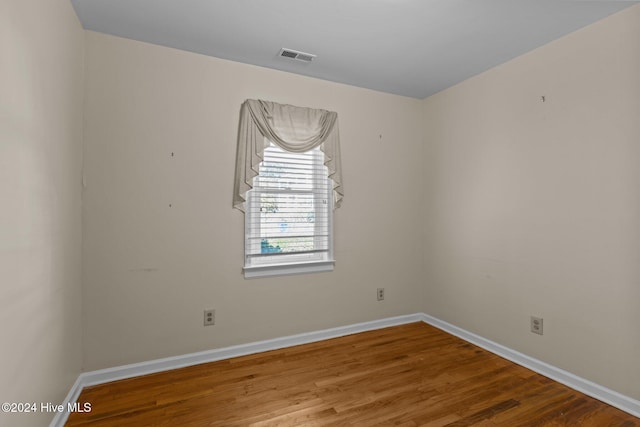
243, 260, 335, 279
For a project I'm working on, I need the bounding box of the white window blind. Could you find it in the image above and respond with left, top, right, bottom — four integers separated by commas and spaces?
244, 143, 334, 278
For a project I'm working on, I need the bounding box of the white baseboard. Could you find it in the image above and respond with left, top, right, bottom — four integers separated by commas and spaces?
49, 375, 84, 427
50, 312, 639, 426
419, 313, 640, 419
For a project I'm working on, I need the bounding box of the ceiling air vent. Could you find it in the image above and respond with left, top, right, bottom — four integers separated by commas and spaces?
279, 48, 316, 63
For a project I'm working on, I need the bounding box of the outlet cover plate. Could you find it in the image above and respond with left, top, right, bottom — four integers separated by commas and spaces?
531, 316, 543, 335
204, 309, 215, 326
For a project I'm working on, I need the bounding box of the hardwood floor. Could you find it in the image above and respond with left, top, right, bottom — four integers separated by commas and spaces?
66, 322, 639, 426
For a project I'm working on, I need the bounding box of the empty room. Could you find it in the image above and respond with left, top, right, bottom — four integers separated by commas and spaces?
2, 0, 640, 426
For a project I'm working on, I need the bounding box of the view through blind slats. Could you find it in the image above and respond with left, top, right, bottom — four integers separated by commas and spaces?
245, 144, 331, 267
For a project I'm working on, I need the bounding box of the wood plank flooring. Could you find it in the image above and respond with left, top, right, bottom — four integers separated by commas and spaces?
66, 322, 639, 426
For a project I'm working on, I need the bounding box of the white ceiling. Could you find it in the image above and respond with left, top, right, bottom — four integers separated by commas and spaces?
70, 0, 637, 99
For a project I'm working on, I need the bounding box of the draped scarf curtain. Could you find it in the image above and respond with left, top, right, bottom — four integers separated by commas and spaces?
233, 99, 344, 212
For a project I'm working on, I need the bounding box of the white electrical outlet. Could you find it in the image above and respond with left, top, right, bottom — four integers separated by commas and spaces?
377, 288, 385, 301
204, 309, 215, 326
530, 316, 543, 335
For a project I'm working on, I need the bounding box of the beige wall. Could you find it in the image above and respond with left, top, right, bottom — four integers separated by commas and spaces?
81, 31, 424, 370
0, 0, 84, 426
422, 5, 640, 399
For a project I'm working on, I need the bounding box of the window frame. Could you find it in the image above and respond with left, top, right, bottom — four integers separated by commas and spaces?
243, 144, 335, 279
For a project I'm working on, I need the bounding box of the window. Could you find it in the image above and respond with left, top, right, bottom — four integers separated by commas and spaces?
244, 142, 333, 278
233, 99, 343, 278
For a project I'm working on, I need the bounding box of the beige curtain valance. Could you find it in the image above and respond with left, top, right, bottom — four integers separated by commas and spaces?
233, 99, 344, 212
